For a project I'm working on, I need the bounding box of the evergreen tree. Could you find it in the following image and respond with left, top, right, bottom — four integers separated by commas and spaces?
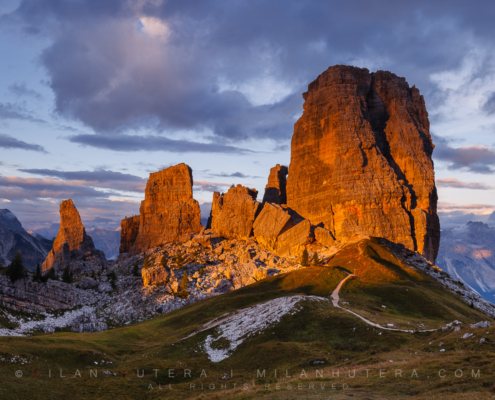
132, 264, 140, 277
176, 251, 184, 269
301, 249, 310, 267
311, 252, 321, 266
178, 270, 189, 299
46, 268, 57, 281
33, 263, 42, 282
6, 252, 25, 282
143, 254, 149, 269
62, 266, 73, 283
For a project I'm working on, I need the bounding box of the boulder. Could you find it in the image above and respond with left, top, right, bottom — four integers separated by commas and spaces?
210, 185, 262, 240
142, 265, 171, 287
253, 203, 293, 249
314, 227, 336, 247
78, 277, 99, 290
71, 312, 107, 333
262, 164, 288, 204
275, 219, 313, 257
286, 65, 440, 262
42, 200, 107, 273
214, 279, 233, 293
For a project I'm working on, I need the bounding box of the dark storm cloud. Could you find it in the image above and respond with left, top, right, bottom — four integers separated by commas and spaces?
433, 134, 495, 174
68, 134, 251, 154
0, 133, 46, 152
8, 82, 43, 100
10, 0, 495, 144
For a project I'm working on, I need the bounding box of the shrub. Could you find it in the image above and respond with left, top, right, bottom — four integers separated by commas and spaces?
143, 254, 150, 269
6, 252, 26, 282
199, 267, 205, 275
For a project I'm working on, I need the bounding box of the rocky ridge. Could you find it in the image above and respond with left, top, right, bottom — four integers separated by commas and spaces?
0, 230, 309, 335
436, 222, 495, 303
0, 209, 52, 270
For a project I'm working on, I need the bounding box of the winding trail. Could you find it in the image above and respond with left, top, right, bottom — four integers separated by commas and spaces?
331, 274, 437, 333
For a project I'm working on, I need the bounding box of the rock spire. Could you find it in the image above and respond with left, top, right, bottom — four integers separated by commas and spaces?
120, 164, 203, 254
286, 65, 440, 262
42, 200, 107, 272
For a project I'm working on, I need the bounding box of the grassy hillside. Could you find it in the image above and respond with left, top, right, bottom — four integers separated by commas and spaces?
0, 238, 493, 399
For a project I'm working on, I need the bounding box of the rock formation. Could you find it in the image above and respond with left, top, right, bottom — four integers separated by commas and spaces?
122, 164, 203, 254
286, 65, 440, 262
142, 265, 171, 287
42, 200, 107, 273
275, 219, 313, 256
206, 192, 221, 230
119, 215, 140, 254
253, 203, 293, 249
262, 164, 288, 204
0, 275, 93, 312
314, 227, 336, 247
209, 185, 262, 240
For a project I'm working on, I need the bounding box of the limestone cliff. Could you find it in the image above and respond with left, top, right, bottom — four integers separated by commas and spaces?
119, 215, 140, 254
42, 200, 107, 272
123, 164, 203, 254
286, 65, 440, 262
262, 164, 288, 205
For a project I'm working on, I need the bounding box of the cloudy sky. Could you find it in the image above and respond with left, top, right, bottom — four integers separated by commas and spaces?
1, 0, 495, 231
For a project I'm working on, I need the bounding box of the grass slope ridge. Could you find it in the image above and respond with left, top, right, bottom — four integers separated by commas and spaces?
0, 238, 493, 399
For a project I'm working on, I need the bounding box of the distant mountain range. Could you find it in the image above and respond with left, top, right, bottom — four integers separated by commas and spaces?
0, 209, 53, 270
436, 221, 495, 303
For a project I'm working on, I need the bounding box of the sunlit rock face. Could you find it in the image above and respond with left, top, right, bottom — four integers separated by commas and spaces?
286, 65, 440, 262
121, 164, 203, 255
119, 215, 140, 254
42, 200, 107, 272
262, 164, 288, 205
210, 185, 261, 241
